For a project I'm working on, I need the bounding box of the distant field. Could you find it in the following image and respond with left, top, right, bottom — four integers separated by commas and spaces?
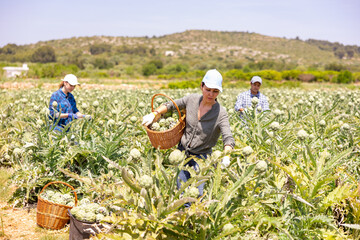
0, 78, 359, 91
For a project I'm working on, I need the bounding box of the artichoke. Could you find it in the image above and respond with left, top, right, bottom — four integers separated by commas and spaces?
256, 160, 268, 172
211, 150, 222, 160
130, 148, 141, 159
242, 146, 253, 156
79, 198, 91, 206
223, 223, 234, 232
130, 116, 137, 123
251, 97, 259, 106
96, 213, 105, 222
185, 187, 199, 198
269, 122, 280, 131
84, 212, 96, 222
297, 129, 308, 140
150, 122, 160, 131
168, 149, 185, 165
139, 175, 153, 189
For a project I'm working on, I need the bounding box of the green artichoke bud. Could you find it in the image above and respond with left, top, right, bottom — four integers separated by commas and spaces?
186, 187, 199, 198
319, 120, 326, 127
138, 102, 145, 108
159, 118, 166, 127
139, 175, 153, 189
256, 160, 268, 172
223, 223, 234, 232
130, 148, 141, 159
79, 198, 91, 206
96, 213, 105, 222
84, 212, 96, 222
107, 119, 115, 127
150, 122, 160, 131
62, 194, 72, 202
211, 150, 222, 160
96, 206, 108, 215
297, 129, 308, 140
130, 116, 137, 123
269, 122, 280, 131
251, 97, 259, 106
169, 149, 185, 165
93, 100, 99, 107
242, 146, 253, 156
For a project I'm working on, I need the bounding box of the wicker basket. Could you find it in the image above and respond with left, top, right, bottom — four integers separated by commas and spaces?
145, 93, 186, 149
36, 181, 78, 230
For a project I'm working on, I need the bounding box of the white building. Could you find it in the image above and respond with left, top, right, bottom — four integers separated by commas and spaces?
3, 64, 29, 78
165, 50, 175, 57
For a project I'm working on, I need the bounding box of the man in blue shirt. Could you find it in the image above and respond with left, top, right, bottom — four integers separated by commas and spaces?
49, 74, 88, 132
234, 76, 270, 113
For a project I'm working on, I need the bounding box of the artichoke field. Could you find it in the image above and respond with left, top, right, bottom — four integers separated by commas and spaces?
0, 87, 359, 239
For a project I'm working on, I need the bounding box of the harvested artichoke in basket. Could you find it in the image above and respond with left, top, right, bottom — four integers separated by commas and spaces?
40, 189, 75, 207
149, 112, 180, 131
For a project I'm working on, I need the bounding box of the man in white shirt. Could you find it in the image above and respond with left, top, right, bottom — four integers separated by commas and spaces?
234, 76, 270, 112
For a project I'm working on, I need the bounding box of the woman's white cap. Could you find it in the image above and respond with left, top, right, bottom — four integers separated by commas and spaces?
202, 69, 223, 92
62, 74, 80, 85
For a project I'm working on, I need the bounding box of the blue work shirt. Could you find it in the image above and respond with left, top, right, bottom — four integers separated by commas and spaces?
49, 89, 79, 131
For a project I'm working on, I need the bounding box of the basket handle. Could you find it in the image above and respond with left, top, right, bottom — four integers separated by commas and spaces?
151, 93, 184, 124
39, 181, 78, 206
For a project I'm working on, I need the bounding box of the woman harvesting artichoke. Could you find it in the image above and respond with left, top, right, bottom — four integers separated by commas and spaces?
142, 69, 235, 201
49, 74, 89, 132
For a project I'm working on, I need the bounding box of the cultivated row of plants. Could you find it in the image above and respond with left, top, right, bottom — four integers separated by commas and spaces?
0, 87, 359, 239
1, 61, 359, 85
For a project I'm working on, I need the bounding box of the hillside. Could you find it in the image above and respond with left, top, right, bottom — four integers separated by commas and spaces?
1, 30, 359, 77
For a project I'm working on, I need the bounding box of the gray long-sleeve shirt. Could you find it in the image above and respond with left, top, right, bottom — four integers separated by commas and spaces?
164, 93, 235, 155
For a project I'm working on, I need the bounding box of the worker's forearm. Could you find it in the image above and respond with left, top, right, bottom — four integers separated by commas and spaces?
57, 113, 69, 119
154, 105, 168, 115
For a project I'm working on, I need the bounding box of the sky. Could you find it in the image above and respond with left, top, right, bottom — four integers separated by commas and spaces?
0, 0, 359, 47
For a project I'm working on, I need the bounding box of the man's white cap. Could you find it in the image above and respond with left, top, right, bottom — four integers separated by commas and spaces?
251, 76, 262, 84
62, 74, 80, 85
202, 69, 223, 92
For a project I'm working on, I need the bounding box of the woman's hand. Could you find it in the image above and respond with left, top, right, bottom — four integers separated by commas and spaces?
142, 106, 168, 126
142, 112, 156, 126
224, 145, 232, 154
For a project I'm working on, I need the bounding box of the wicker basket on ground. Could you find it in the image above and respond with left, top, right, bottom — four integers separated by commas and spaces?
36, 181, 78, 230
145, 93, 186, 149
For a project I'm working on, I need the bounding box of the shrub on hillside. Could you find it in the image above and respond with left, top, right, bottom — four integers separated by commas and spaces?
94, 71, 109, 78
281, 70, 301, 80
325, 63, 346, 71
168, 80, 200, 89
142, 63, 157, 76
353, 72, 360, 82
1, 44, 19, 55
89, 44, 111, 55
93, 57, 114, 69
31, 46, 56, 63
225, 69, 247, 80
148, 59, 163, 69
27, 63, 78, 78
142, 59, 163, 76
335, 70, 353, 83
251, 70, 282, 81
163, 64, 189, 74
